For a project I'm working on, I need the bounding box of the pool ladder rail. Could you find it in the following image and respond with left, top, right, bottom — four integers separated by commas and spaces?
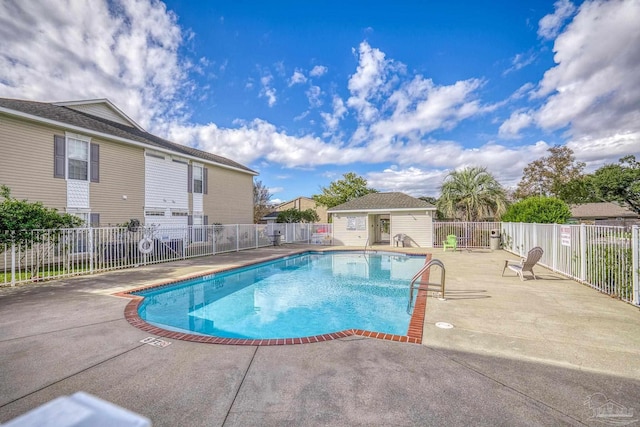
407, 258, 446, 314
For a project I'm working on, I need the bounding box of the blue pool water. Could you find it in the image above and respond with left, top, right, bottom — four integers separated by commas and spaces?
135, 251, 426, 339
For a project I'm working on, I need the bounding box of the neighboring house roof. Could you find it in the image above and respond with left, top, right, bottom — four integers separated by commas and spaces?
327, 192, 436, 212
0, 97, 257, 175
275, 196, 315, 209
261, 211, 280, 220
570, 202, 639, 219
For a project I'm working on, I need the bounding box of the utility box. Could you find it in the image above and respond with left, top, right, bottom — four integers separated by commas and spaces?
490, 229, 501, 250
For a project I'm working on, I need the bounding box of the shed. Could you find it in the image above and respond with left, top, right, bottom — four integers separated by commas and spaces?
327, 192, 436, 247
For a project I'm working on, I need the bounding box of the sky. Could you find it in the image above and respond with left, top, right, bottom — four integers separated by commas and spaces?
1, 0, 639, 204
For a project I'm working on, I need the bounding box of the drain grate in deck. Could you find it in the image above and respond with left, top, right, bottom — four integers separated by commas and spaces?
140, 337, 171, 348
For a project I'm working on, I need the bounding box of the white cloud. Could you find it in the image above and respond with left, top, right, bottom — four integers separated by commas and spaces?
538, 0, 576, 40
498, 111, 533, 138
2, 1, 634, 200
366, 141, 554, 196
289, 69, 307, 86
503, 52, 536, 75
369, 77, 485, 143
0, 0, 189, 129
305, 85, 322, 107
503, 0, 640, 156
320, 96, 347, 132
309, 65, 328, 77
259, 74, 277, 107
347, 41, 390, 123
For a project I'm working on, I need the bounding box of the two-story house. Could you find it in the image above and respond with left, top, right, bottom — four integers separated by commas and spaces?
0, 98, 257, 228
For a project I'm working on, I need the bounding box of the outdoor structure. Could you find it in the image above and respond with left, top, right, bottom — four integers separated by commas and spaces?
328, 192, 436, 247
261, 196, 328, 223
569, 202, 639, 227
0, 98, 256, 227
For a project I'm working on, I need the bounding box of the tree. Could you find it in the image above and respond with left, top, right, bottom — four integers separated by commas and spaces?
312, 172, 378, 208
419, 196, 445, 220
501, 196, 571, 224
0, 185, 83, 277
556, 176, 598, 204
589, 155, 640, 214
515, 146, 585, 199
253, 179, 273, 223
276, 208, 320, 223
437, 167, 508, 221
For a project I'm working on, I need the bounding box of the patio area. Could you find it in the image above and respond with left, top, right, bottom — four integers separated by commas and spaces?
1, 245, 639, 426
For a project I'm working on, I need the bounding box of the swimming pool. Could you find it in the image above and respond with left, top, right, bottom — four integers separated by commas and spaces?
133, 251, 427, 341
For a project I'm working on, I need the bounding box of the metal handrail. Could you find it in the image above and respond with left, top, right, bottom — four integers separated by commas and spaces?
363, 236, 372, 253
407, 258, 446, 313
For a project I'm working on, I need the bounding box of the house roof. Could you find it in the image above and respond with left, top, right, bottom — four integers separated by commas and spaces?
570, 202, 639, 219
0, 97, 257, 175
261, 211, 280, 220
275, 196, 316, 208
327, 192, 435, 212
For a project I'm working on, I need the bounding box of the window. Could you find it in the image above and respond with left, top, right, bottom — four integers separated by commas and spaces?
67, 138, 89, 180
193, 165, 203, 194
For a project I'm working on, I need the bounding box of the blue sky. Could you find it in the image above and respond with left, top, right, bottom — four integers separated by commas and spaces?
1, 0, 639, 204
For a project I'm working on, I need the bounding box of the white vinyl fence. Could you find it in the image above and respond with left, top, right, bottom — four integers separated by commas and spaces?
1, 223, 332, 286
501, 222, 639, 305
433, 222, 502, 249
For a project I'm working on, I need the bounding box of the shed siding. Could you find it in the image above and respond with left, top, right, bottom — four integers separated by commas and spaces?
65, 104, 133, 127
204, 167, 253, 224
89, 139, 145, 225
0, 116, 66, 210
331, 214, 370, 246
390, 211, 432, 247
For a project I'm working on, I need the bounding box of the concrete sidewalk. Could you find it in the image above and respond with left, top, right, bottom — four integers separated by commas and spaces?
1, 246, 639, 426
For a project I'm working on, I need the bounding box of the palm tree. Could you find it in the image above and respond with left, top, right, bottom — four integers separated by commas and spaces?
437, 167, 508, 221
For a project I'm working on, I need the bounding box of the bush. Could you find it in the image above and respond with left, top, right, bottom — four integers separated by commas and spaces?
501, 196, 571, 224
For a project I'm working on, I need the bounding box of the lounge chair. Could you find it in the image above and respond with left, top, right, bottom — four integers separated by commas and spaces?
502, 246, 544, 281
442, 235, 457, 252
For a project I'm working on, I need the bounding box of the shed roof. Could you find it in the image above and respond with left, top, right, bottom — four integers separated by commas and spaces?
570, 202, 638, 219
328, 192, 435, 212
0, 97, 257, 175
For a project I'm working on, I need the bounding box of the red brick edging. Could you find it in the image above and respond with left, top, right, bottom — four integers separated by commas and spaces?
117, 251, 432, 346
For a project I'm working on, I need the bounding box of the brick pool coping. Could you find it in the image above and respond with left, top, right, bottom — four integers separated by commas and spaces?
115, 250, 432, 346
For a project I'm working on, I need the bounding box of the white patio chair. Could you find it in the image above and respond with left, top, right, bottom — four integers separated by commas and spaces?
502, 246, 544, 281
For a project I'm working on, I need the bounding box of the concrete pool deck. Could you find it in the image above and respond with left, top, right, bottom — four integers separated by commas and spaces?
1, 245, 639, 426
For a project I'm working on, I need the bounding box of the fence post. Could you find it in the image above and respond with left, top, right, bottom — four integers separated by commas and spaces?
255, 226, 259, 249
11, 242, 16, 287
89, 227, 94, 274
236, 225, 240, 252
580, 223, 587, 282
633, 225, 639, 305
552, 224, 557, 272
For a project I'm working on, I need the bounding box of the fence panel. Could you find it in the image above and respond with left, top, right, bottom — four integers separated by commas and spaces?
2, 223, 332, 286
502, 222, 637, 305
433, 222, 501, 249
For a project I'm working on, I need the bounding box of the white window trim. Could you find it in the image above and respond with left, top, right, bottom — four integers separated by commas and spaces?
192, 163, 204, 194
65, 132, 92, 181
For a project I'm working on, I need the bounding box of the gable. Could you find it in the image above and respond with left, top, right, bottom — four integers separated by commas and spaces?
53, 99, 143, 130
